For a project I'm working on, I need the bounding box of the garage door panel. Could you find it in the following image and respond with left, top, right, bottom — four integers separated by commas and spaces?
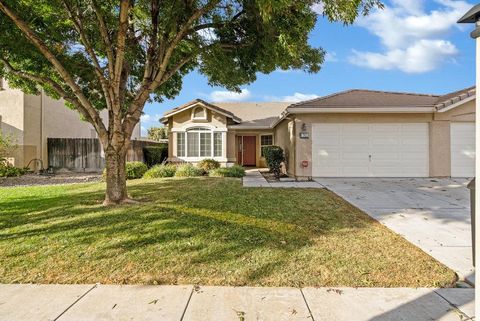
451, 123, 475, 177
312, 123, 429, 177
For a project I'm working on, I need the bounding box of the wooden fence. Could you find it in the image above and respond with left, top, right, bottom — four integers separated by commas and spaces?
47, 138, 165, 172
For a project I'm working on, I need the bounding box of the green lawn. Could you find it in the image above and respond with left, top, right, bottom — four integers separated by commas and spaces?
0, 177, 456, 287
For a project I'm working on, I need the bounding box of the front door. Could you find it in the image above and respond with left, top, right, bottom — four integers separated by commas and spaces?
238, 136, 256, 166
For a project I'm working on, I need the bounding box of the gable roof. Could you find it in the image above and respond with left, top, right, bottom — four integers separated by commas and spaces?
288, 89, 441, 109
161, 99, 242, 123
214, 102, 289, 128
435, 86, 475, 111
162, 100, 289, 128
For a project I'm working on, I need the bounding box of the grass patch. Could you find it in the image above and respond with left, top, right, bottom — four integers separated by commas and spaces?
0, 178, 456, 287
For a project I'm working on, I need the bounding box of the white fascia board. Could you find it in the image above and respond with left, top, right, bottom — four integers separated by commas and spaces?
227, 125, 272, 130
436, 95, 476, 113
286, 107, 435, 113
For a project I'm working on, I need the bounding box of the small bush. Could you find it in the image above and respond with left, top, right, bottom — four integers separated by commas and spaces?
0, 162, 27, 177
174, 164, 204, 177
209, 165, 245, 178
126, 161, 148, 179
197, 159, 220, 172
143, 164, 177, 179
143, 145, 168, 167
263, 146, 285, 179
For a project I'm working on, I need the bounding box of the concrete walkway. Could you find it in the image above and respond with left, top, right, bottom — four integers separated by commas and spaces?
243, 169, 323, 188
0, 284, 474, 321
315, 178, 475, 286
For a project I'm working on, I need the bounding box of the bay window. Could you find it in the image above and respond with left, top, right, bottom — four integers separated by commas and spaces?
176, 127, 224, 159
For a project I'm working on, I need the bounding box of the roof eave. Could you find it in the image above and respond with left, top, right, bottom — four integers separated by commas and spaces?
286, 107, 436, 113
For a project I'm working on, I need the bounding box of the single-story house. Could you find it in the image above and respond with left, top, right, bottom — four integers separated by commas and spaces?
163, 86, 476, 179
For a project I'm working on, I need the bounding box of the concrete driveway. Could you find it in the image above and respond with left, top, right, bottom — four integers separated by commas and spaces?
314, 178, 475, 286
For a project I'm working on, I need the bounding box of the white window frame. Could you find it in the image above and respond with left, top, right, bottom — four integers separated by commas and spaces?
174, 125, 227, 162
191, 106, 207, 120
260, 134, 274, 158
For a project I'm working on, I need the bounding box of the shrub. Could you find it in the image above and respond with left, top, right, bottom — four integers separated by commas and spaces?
197, 159, 220, 172
143, 164, 177, 179
103, 161, 148, 180
143, 145, 168, 167
209, 165, 245, 178
174, 164, 204, 177
126, 161, 148, 179
263, 146, 285, 179
0, 162, 27, 177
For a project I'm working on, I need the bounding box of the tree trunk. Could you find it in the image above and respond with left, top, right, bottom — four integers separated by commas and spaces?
103, 148, 128, 205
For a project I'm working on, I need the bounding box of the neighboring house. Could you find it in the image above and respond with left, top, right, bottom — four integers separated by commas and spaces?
161, 86, 476, 178
0, 81, 141, 170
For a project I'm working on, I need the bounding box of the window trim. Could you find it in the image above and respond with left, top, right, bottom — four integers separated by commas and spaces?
175, 126, 227, 162
260, 134, 274, 158
191, 106, 207, 120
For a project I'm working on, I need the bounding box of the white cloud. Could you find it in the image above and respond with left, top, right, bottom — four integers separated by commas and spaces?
266, 92, 319, 102
349, 0, 472, 73
324, 51, 338, 62
140, 114, 151, 122
209, 88, 251, 102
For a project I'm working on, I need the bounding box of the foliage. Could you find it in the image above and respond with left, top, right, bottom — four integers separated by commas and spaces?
125, 162, 148, 180
0, 132, 17, 161
103, 161, 148, 180
143, 145, 168, 167
263, 146, 285, 179
209, 165, 245, 178
174, 163, 204, 177
0, 0, 382, 202
197, 159, 220, 172
147, 127, 168, 141
0, 178, 455, 287
143, 164, 177, 179
0, 162, 27, 177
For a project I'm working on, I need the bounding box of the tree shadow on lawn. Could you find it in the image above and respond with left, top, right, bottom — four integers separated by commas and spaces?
0, 178, 454, 286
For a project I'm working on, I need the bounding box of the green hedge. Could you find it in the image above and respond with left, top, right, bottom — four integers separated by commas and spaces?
102, 161, 148, 180
143, 145, 168, 167
197, 159, 220, 172
209, 165, 245, 178
174, 164, 204, 177
143, 164, 177, 178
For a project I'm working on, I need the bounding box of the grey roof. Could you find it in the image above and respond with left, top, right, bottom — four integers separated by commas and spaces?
458, 4, 480, 23
435, 86, 476, 110
288, 89, 441, 108
213, 102, 290, 128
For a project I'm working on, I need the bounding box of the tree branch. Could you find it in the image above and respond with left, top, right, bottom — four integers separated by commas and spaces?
112, 0, 131, 98
0, 57, 96, 126
0, 0, 107, 138
61, 0, 114, 111
90, 0, 115, 77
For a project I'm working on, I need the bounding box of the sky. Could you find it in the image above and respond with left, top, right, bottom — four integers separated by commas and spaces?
140, 0, 477, 135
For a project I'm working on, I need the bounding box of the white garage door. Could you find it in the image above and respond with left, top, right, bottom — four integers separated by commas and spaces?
451, 122, 475, 177
312, 123, 429, 177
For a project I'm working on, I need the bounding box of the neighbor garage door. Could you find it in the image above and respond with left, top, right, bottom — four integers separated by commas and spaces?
450, 122, 475, 177
312, 123, 429, 177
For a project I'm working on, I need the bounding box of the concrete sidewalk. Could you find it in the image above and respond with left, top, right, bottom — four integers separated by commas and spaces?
0, 284, 474, 321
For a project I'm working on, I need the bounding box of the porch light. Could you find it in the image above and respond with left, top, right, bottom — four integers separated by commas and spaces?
458, 4, 480, 272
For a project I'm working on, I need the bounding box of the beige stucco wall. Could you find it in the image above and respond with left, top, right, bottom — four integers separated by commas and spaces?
1, 82, 141, 168
289, 101, 475, 178
0, 82, 25, 166
274, 118, 295, 175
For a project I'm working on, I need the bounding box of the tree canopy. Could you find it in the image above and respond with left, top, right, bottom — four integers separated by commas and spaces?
0, 0, 382, 203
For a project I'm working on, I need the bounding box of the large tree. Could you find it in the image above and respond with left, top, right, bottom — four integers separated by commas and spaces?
0, 0, 381, 204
